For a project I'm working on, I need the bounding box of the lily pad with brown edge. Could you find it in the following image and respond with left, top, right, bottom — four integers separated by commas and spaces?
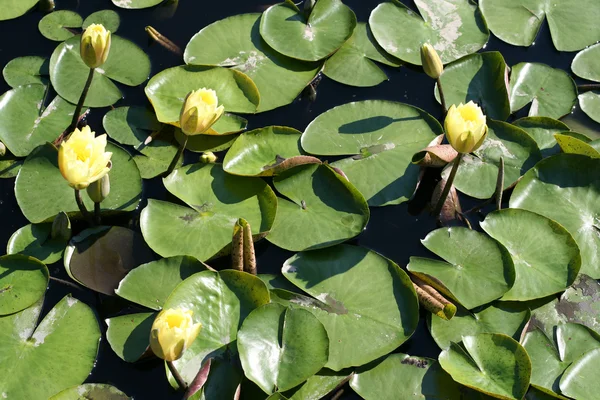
2, 56, 49, 88
64, 226, 155, 296
266, 164, 369, 252
510, 154, 600, 278
512, 116, 570, 157
554, 133, 600, 158
49, 384, 129, 400
282, 244, 419, 371
301, 100, 442, 206
7, 220, 71, 264
141, 163, 277, 261
105, 312, 156, 363
439, 333, 531, 400
0, 254, 49, 315
407, 227, 515, 310
223, 126, 320, 177
350, 353, 462, 399
559, 347, 600, 399
15, 142, 142, 223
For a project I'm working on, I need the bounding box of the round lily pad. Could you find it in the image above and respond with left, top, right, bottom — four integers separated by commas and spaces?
266, 164, 369, 252
579, 92, 600, 124
82, 10, 120, 32
0, 0, 39, 21
437, 52, 510, 120
369, 0, 489, 65
134, 140, 182, 179
323, 22, 400, 87
302, 100, 442, 206
281, 369, 350, 400
145, 66, 259, 124
560, 347, 600, 399
479, 0, 600, 51
49, 384, 129, 400
105, 312, 155, 363
164, 270, 270, 384
350, 354, 461, 399
282, 244, 419, 371
509, 63, 577, 119
141, 163, 277, 261
260, 0, 356, 62
439, 333, 531, 400
184, 13, 320, 112
443, 119, 542, 199
0, 295, 100, 399
510, 154, 600, 278
2, 56, 49, 88
38, 10, 82, 41
50, 34, 151, 107
572, 43, 600, 82
481, 209, 581, 301
111, 0, 164, 9
7, 220, 71, 264
103, 106, 162, 146
512, 116, 570, 156
238, 303, 329, 394
0, 254, 48, 315
15, 142, 142, 223
64, 226, 155, 296
554, 133, 600, 158
407, 227, 515, 310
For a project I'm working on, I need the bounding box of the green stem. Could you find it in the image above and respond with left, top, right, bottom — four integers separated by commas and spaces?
94, 202, 102, 225
578, 84, 600, 93
436, 77, 448, 115
432, 153, 463, 218
55, 68, 94, 145
165, 135, 187, 176
74, 189, 94, 226
167, 360, 187, 391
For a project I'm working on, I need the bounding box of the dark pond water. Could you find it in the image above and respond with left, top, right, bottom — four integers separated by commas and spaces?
0, 0, 595, 398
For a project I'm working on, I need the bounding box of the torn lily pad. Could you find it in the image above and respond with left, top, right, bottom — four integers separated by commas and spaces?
2, 56, 49, 88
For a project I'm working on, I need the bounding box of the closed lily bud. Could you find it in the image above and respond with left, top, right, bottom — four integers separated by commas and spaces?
421, 43, 443, 79
58, 126, 113, 190
200, 152, 217, 163
86, 174, 110, 203
179, 88, 224, 135
150, 308, 202, 361
51, 212, 71, 242
80, 24, 111, 69
444, 101, 488, 154
0, 141, 5, 157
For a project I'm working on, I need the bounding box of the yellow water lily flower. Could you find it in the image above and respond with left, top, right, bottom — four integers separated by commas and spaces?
179, 88, 225, 135
150, 308, 202, 361
58, 126, 112, 190
421, 43, 443, 79
444, 101, 488, 154
80, 23, 111, 69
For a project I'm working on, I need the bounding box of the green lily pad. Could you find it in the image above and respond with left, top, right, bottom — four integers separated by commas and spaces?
38, 10, 83, 41
510, 154, 600, 278
302, 100, 442, 206
111, 0, 164, 9
267, 164, 369, 251
7, 221, 70, 264
323, 22, 400, 87
175, 129, 240, 153
579, 92, 600, 124
437, 52, 510, 120
282, 244, 419, 371
572, 43, 600, 82
223, 126, 318, 177
0, 254, 48, 315
443, 119, 542, 199
260, 0, 356, 62
50, 34, 151, 107
50, 384, 129, 400
430, 302, 530, 350
0, 295, 100, 399
408, 227, 515, 309
509, 63, 577, 119
133, 140, 182, 179
525, 386, 566, 400
238, 303, 329, 394
281, 369, 350, 400
512, 116, 570, 156
103, 106, 162, 146
480, 209, 581, 301
141, 163, 277, 261
184, 13, 320, 112
350, 354, 461, 399
369, 0, 489, 65
3, 56, 49, 88
560, 347, 600, 399
554, 133, 600, 158
15, 142, 142, 223
164, 270, 270, 384
82, 10, 120, 32
439, 333, 531, 400
0, 0, 39, 21
0, 84, 83, 157
116, 256, 208, 310
479, 0, 600, 51
0, 151, 22, 178
105, 312, 155, 363
184, 357, 243, 399
64, 226, 155, 296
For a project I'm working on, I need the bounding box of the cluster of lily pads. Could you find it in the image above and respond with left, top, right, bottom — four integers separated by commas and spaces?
1, 0, 600, 399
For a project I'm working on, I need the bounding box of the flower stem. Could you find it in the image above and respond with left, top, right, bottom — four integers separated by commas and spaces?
167, 360, 187, 391
94, 202, 102, 225
578, 84, 600, 93
55, 68, 94, 146
74, 189, 94, 226
165, 135, 187, 177
436, 77, 448, 115
432, 153, 463, 218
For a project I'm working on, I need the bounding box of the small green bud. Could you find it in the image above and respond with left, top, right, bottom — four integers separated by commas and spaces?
86, 175, 110, 203
51, 212, 71, 242
200, 152, 217, 164
421, 43, 444, 79
0, 141, 6, 157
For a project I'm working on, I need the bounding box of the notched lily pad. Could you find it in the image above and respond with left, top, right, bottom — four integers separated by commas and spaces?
38, 10, 83, 41
3, 56, 49, 88
83, 10, 121, 32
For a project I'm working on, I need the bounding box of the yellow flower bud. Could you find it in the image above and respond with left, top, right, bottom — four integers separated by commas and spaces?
179, 89, 225, 135
58, 126, 112, 190
80, 24, 111, 69
200, 152, 217, 163
444, 102, 488, 154
421, 43, 444, 79
150, 308, 202, 362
